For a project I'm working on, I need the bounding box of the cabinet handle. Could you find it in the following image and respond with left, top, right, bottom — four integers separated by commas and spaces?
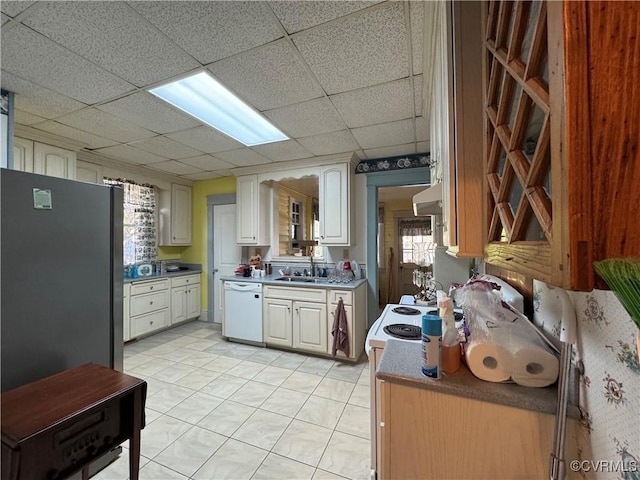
150, 321, 154, 325
150, 286, 154, 290
149, 301, 153, 305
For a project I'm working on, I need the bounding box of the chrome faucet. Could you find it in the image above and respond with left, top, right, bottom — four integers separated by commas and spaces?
309, 248, 315, 277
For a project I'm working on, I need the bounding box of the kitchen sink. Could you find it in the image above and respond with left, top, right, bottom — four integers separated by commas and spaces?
274, 276, 328, 283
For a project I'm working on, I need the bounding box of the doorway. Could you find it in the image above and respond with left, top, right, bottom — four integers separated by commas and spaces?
376, 186, 430, 309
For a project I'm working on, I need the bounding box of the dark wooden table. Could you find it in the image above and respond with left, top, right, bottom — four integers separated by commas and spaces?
1, 363, 146, 480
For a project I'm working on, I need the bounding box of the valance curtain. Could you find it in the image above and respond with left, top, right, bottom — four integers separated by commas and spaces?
104, 178, 156, 264
398, 219, 431, 237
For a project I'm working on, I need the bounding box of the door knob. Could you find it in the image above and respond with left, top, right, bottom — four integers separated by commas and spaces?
212, 268, 219, 273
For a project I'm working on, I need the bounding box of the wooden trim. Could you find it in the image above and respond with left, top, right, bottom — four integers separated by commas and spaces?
510, 195, 532, 242
507, 2, 530, 63
494, 1, 512, 50
527, 186, 553, 240
485, 242, 552, 285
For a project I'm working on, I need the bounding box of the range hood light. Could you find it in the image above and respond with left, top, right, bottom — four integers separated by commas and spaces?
413, 183, 443, 216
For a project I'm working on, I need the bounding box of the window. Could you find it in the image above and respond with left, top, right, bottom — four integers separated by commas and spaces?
290, 199, 302, 245
399, 218, 435, 266
104, 179, 157, 265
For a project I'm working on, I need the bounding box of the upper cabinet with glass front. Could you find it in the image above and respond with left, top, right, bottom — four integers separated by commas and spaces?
481, 1, 640, 290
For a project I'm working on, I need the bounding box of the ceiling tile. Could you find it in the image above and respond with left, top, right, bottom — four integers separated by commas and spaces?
1, 72, 87, 119
416, 116, 429, 142
330, 78, 413, 128
264, 97, 346, 138
93, 144, 168, 165
297, 130, 360, 156
180, 155, 236, 171
1, 1, 35, 18
208, 38, 324, 111
351, 118, 415, 149
146, 160, 203, 176
166, 126, 243, 154
268, 1, 382, 34
131, 1, 282, 65
292, 3, 408, 94
181, 171, 224, 181
414, 74, 423, 117
410, 1, 424, 75
14, 109, 45, 126
97, 92, 200, 135
129, 136, 203, 160
215, 148, 272, 167
55, 108, 156, 144
364, 143, 417, 160
251, 140, 313, 162
21, 2, 199, 87
417, 141, 430, 154
31, 120, 118, 149
1, 25, 134, 104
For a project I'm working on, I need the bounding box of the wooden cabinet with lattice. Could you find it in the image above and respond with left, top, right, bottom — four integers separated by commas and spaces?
481, 0, 640, 291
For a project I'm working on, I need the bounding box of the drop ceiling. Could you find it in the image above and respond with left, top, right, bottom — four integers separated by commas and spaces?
1, 1, 431, 182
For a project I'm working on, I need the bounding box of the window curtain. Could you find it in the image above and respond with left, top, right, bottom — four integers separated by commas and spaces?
104, 178, 156, 264
398, 219, 431, 237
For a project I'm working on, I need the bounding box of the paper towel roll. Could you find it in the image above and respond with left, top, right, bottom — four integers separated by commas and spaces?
509, 345, 559, 387
464, 342, 512, 383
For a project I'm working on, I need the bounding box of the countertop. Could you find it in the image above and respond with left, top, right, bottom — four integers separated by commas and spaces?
124, 269, 202, 284
220, 274, 367, 290
377, 339, 580, 417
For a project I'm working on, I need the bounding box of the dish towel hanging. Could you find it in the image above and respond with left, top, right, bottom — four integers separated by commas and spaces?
331, 298, 350, 357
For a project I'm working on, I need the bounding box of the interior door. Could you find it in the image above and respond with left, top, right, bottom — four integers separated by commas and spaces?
212, 204, 241, 324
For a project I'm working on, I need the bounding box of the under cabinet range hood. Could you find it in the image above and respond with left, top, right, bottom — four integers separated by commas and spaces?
413, 182, 443, 216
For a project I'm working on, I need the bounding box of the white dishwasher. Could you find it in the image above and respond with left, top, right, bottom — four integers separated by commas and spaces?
223, 281, 264, 344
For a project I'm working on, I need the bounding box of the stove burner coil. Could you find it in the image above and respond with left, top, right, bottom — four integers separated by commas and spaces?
391, 306, 422, 315
383, 324, 422, 340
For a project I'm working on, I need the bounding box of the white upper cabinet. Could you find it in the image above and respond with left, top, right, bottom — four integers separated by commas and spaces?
236, 174, 271, 245
76, 160, 103, 184
33, 142, 76, 180
159, 183, 192, 246
13, 138, 77, 181
319, 163, 351, 245
12, 137, 34, 173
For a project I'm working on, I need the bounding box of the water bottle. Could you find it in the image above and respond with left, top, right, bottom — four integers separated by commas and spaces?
421, 314, 442, 379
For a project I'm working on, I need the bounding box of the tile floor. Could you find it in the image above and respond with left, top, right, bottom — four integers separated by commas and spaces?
95, 321, 371, 480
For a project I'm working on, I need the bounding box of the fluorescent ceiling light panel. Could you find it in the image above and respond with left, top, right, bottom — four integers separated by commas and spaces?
149, 72, 288, 146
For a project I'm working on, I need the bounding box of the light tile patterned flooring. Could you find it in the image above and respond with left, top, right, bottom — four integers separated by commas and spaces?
95, 321, 371, 480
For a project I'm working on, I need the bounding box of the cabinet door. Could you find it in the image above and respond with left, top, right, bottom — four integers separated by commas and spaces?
236, 175, 259, 244
293, 301, 327, 353
186, 283, 201, 320
171, 184, 192, 245
76, 160, 103, 184
319, 164, 350, 245
12, 137, 34, 172
264, 298, 292, 347
172, 286, 187, 325
33, 142, 76, 179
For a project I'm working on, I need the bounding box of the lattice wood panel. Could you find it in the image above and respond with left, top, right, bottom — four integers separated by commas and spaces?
484, 0, 551, 246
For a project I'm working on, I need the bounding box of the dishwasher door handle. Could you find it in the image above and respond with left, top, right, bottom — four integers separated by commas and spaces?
225, 282, 262, 292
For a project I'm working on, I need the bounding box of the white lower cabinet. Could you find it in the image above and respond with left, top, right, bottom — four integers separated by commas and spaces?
264, 298, 293, 347
293, 301, 327, 353
263, 286, 327, 355
123, 283, 131, 342
171, 274, 201, 325
128, 278, 170, 339
125, 274, 201, 340
264, 285, 365, 357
